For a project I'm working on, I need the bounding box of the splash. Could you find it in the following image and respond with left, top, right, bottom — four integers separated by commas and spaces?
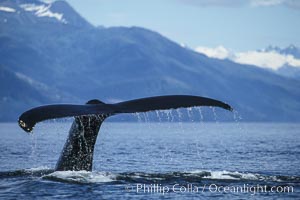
44, 171, 116, 183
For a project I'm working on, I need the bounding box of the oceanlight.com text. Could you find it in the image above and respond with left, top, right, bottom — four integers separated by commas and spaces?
125, 183, 294, 195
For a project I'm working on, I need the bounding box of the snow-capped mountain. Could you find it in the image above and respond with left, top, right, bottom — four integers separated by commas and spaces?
1, 0, 300, 122
0, 0, 90, 27
195, 45, 300, 79
264, 45, 300, 79
265, 45, 300, 59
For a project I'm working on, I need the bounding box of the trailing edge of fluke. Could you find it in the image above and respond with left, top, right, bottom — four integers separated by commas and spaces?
18, 95, 233, 133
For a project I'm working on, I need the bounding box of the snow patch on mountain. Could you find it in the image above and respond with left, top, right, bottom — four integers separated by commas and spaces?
20, 3, 67, 23
0, 6, 16, 13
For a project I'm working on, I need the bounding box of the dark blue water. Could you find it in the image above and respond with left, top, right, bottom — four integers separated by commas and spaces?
0, 120, 299, 199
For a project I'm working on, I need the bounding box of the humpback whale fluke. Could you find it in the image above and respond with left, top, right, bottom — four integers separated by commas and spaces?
18, 95, 232, 171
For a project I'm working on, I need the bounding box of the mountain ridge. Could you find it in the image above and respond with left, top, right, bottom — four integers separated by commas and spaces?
1, 0, 300, 121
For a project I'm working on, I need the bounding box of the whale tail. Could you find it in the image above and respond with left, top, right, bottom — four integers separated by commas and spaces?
18, 95, 232, 133
18, 95, 232, 171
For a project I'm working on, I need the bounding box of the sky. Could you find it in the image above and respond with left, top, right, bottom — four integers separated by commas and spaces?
64, 0, 300, 52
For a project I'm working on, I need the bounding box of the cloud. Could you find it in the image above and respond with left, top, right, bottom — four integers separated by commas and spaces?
194, 46, 300, 70
250, 0, 284, 6
176, 0, 300, 9
251, 0, 300, 9
233, 51, 300, 69
250, 0, 300, 8
176, 0, 246, 7
195, 46, 232, 59
285, 0, 300, 9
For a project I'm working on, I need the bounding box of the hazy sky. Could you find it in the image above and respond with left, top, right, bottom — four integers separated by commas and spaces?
65, 0, 300, 51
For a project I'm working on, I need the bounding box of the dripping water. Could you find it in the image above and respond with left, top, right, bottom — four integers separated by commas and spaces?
155, 110, 162, 123
211, 107, 218, 124
134, 112, 143, 123
176, 109, 185, 134
29, 130, 38, 169
194, 107, 204, 124
187, 107, 194, 122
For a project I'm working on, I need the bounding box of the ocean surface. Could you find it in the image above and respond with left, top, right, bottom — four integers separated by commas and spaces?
0, 119, 299, 199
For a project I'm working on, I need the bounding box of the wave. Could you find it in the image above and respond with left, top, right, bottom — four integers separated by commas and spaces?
113, 170, 300, 184
0, 166, 54, 178
1, 168, 299, 184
